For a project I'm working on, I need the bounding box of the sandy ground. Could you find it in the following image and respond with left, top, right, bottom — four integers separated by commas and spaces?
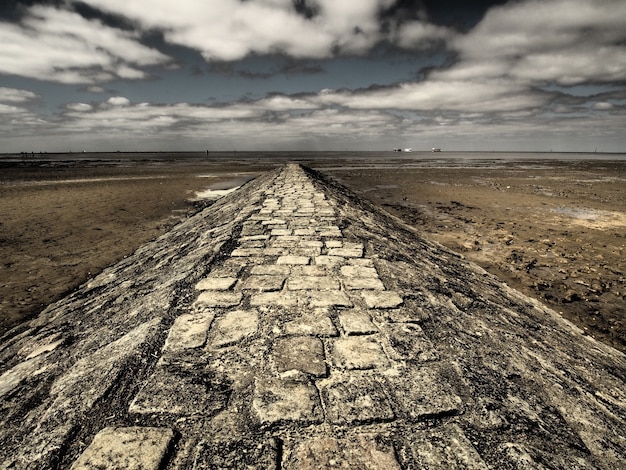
318, 159, 626, 352
1, 155, 624, 353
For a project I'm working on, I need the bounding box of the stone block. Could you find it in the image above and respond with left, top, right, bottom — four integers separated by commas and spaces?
250, 291, 299, 307
340, 265, 378, 277
314, 255, 345, 266
163, 311, 214, 352
194, 291, 242, 308
252, 378, 323, 425
283, 435, 400, 470
250, 264, 290, 276
277, 255, 310, 265
270, 228, 293, 237
193, 438, 279, 470
273, 336, 327, 377
317, 228, 343, 237
241, 275, 285, 292
327, 243, 363, 258
283, 311, 338, 337
362, 291, 403, 309
71, 427, 174, 470
209, 310, 259, 347
321, 374, 394, 424
195, 277, 237, 291
386, 364, 463, 421
403, 424, 488, 469
309, 291, 353, 308
332, 337, 389, 370
343, 277, 385, 290
287, 276, 339, 291
338, 310, 378, 335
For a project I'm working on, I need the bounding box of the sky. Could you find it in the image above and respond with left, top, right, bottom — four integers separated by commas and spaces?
1, 0, 625, 153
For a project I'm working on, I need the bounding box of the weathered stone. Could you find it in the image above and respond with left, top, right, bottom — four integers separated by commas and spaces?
403, 424, 488, 469
381, 323, 437, 361
340, 265, 378, 278
333, 337, 389, 370
283, 311, 338, 336
343, 277, 385, 290
277, 255, 310, 265
71, 427, 174, 470
209, 310, 259, 347
129, 368, 228, 416
362, 291, 403, 309
231, 247, 266, 257
46, 319, 160, 419
314, 255, 345, 266
284, 435, 401, 470
193, 438, 279, 470
194, 291, 242, 308
338, 310, 378, 335
0, 357, 44, 399
271, 228, 293, 236
287, 276, 340, 291
328, 243, 363, 258
163, 311, 214, 352
321, 374, 394, 424
252, 378, 324, 425
250, 291, 299, 307
386, 364, 462, 420
273, 336, 327, 377
241, 275, 285, 292
250, 264, 290, 276
309, 290, 353, 308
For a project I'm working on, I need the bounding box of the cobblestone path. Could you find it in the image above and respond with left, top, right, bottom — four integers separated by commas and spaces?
1, 164, 625, 469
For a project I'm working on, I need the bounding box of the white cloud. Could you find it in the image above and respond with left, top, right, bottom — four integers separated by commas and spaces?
314, 79, 546, 113
66, 103, 94, 112
105, 96, 131, 107
593, 102, 614, 110
80, 0, 442, 60
0, 6, 171, 84
0, 87, 39, 103
452, 0, 626, 85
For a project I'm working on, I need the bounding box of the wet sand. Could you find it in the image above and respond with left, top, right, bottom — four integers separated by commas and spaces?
1, 154, 624, 352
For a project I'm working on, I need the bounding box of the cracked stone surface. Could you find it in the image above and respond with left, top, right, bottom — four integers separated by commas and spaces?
1, 164, 625, 469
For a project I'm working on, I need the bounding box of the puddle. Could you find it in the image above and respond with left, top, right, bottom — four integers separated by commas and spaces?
193, 186, 240, 201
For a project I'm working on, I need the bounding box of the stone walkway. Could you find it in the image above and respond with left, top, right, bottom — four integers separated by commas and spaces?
90, 164, 462, 468
1, 164, 625, 469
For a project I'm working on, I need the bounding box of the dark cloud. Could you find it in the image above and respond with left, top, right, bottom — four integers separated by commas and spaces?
292, 0, 319, 20
0, 0, 62, 20
423, 0, 510, 31
72, 1, 136, 31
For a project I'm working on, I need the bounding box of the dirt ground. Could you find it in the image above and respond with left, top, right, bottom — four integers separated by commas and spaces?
0, 158, 273, 334
321, 159, 626, 352
1, 155, 624, 353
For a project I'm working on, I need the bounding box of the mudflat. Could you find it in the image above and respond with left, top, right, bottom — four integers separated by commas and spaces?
1, 153, 624, 353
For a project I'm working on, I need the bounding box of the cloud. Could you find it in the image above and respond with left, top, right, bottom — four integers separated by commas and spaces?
105, 96, 131, 107
314, 79, 547, 113
451, 0, 626, 85
79, 0, 448, 61
0, 6, 171, 84
66, 102, 94, 112
0, 86, 39, 103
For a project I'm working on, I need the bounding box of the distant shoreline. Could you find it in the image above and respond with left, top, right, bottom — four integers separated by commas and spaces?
2, 150, 626, 163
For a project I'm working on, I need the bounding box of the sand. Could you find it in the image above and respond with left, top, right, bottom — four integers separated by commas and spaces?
1, 154, 624, 353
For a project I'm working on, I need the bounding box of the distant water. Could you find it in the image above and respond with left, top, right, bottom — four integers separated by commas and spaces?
1, 150, 626, 166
